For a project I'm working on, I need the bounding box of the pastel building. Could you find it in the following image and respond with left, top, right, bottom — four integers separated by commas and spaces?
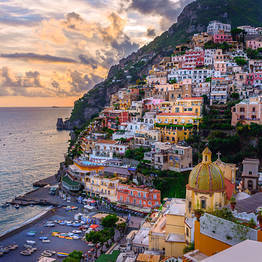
231, 96, 262, 126
85, 174, 120, 201
185, 148, 226, 218
246, 39, 262, 50
207, 21, 231, 35
213, 31, 232, 44
117, 184, 161, 210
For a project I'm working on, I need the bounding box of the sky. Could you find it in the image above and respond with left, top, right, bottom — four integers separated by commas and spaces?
0, 0, 192, 107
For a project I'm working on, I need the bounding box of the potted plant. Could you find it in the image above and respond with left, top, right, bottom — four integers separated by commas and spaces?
230, 196, 236, 211
257, 211, 262, 229
194, 209, 204, 221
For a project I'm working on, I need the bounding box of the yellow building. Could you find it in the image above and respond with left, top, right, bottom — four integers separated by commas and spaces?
156, 112, 200, 126
148, 199, 186, 258
155, 111, 200, 143
85, 174, 120, 202
185, 148, 226, 218
155, 125, 191, 143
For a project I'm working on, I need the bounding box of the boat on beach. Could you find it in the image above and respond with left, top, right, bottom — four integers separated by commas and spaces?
57, 252, 68, 257
1, 203, 10, 208
14, 204, 19, 209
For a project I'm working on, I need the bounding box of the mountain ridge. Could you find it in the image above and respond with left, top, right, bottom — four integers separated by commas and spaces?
64, 0, 262, 129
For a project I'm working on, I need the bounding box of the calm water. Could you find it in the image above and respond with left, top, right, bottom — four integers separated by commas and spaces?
0, 107, 72, 234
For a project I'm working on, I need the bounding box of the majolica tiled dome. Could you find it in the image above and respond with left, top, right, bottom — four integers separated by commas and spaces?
188, 147, 225, 193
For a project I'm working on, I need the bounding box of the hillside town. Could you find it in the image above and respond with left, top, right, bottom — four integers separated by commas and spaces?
57, 20, 262, 261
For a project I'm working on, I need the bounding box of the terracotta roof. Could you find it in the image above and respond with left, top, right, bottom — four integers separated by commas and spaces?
96, 140, 117, 144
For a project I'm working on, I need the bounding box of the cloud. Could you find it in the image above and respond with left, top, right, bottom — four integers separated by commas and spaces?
0, 4, 42, 26
126, 0, 192, 30
1, 53, 77, 63
146, 28, 156, 37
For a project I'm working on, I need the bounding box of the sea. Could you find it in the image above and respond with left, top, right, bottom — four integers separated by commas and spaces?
0, 107, 72, 235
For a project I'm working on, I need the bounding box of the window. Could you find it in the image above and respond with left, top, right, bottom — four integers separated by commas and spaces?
201, 199, 206, 209
248, 180, 253, 190
153, 194, 157, 199
188, 201, 192, 213
249, 171, 252, 175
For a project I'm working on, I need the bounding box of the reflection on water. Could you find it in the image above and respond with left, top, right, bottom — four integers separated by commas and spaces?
0, 107, 71, 234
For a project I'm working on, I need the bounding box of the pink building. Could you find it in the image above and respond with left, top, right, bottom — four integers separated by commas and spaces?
246, 73, 262, 87
231, 96, 262, 126
214, 61, 227, 74
143, 98, 164, 111
246, 40, 262, 50
213, 31, 232, 44
182, 49, 205, 69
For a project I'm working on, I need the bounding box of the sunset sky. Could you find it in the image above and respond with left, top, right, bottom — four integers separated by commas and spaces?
0, 0, 191, 107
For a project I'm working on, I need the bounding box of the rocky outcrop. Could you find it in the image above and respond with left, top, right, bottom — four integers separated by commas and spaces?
56, 118, 74, 130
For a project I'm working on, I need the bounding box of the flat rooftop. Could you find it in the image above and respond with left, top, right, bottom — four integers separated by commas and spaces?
202, 240, 262, 262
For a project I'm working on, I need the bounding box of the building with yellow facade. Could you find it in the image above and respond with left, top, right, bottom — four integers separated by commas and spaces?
148, 199, 186, 258
185, 148, 226, 218
146, 148, 229, 259
155, 110, 200, 143
85, 174, 121, 202
160, 97, 203, 116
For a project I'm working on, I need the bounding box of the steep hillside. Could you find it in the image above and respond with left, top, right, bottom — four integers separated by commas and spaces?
65, 0, 262, 129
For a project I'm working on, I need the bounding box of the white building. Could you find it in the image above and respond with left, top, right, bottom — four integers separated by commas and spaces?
238, 25, 259, 35
207, 20, 231, 35
168, 69, 213, 84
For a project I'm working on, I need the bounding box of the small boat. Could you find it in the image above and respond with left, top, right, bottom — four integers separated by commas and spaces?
14, 204, 19, 209
42, 239, 51, 243
1, 203, 9, 208
57, 252, 69, 257
8, 244, 18, 250
20, 250, 31, 256
3, 247, 9, 253
26, 240, 36, 245
26, 231, 36, 236
39, 236, 48, 240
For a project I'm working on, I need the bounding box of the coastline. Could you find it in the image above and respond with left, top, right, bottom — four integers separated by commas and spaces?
0, 206, 55, 241
0, 174, 59, 240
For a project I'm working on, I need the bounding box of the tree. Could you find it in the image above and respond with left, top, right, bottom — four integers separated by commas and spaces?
234, 57, 248, 66
63, 250, 82, 262
101, 214, 119, 228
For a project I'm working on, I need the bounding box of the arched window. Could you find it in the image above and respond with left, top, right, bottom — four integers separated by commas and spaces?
201, 198, 206, 209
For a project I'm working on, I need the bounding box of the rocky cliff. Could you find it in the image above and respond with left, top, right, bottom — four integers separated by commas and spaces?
61, 0, 262, 130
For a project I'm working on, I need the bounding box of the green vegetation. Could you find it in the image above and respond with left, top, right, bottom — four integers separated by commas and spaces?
204, 41, 232, 51
246, 48, 262, 59
101, 214, 118, 228
234, 57, 248, 66
96, 250, 120, 262
183, 242, 195, 254
63, 250, 82, 262
86, 227, 114, 245
124, 147, 150, 161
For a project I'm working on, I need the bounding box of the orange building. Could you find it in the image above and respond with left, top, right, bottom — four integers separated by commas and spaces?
117, 184, 161, 209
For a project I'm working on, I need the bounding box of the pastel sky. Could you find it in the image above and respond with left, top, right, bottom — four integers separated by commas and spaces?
0, 0, 191, 107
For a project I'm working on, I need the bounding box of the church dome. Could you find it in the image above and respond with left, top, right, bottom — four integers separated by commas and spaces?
188, 147, 225, 193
